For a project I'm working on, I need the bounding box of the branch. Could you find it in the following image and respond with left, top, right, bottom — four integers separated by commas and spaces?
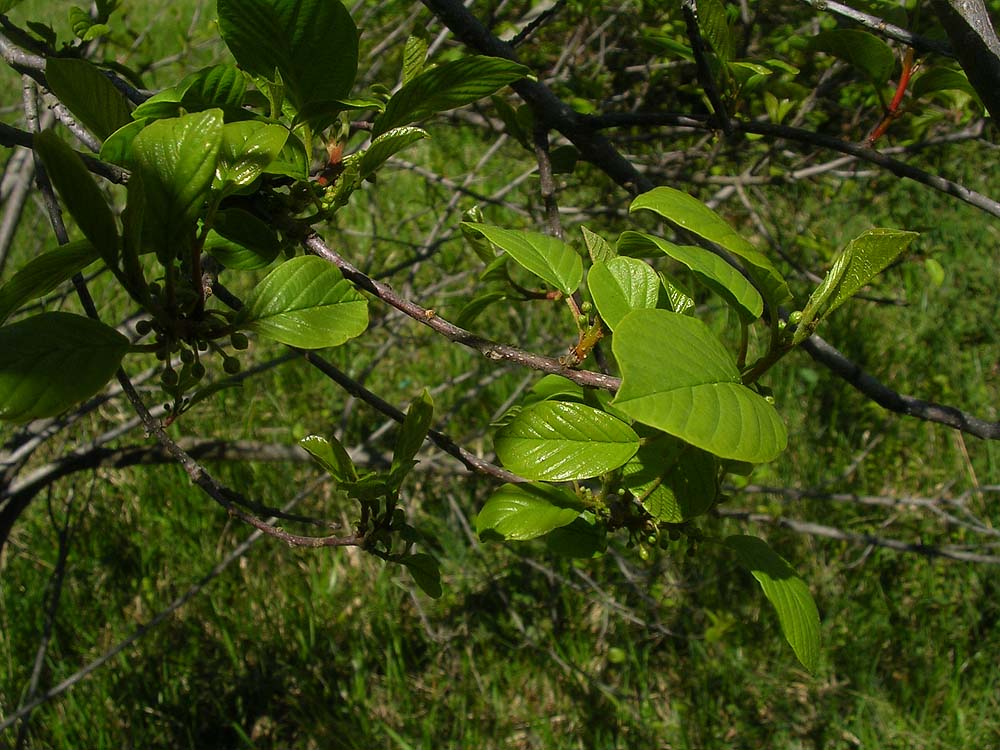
798, 0, 954, 58
931, 0, 1000, 120
800, 333, 1000, 440
420, 0, 654, 195
716, 507, 1000, 564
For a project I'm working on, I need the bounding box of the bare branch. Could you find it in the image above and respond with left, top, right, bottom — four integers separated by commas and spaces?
932, 0, 1000, 119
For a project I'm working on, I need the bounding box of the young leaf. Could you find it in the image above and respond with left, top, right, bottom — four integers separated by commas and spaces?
130, 109, 224, 261
476, 483, 581, 541
34, 130, 119, 265
99, 119, 147, 166
811, 29, 895, 85
239, 256, 368, 349
391, 389, 434, 478
725, 535, 821, 674
581, 225, 616, 264
697, 0, 735, 62
911, 67, 980, 103
396, 553, 442, 598
0, 312, 130, 422
68, 6, 110, 41
356, 126, 429, 180
463, 223, 582, 296
44, 58, 132, 140
621, 436, 718, 522
373, 56, 529, 137
401, 34, 429, 85
795, 228, 918, 343
0, 241, 99, 325
587, 256, 660, 330
217, 0, 358, 117
180, 64, 248, 110
494, 401, 639, 481
618, 231, 764, 322
215, 121, 289, 192
630, 187, 792, 307
299, 434, 358, 482
613, 309, 786, 463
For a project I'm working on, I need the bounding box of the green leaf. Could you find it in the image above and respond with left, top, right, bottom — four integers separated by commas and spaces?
397, 553, 442, 598
215, 121, 289, 192
99, 119, 147, 166
68, 6, 110, 41
811, 29, 895, 84
34, 131, 118, 265
264, 131, 309, 180
546, 514, 607, 558
44, 58, 132, 141
618, 231, 764, 322
621, 436, 718, 522
587, 256, 659, 330
660, 273, 695, 314
582, 226, 615, 264
0, 241, 99, 325
463, 223, 582, 296
494, 401, 639, 481
613, 309, 786, 463
299, 433, 357, 481
795, 228, 918, 342
911, 67, 980, 103
697, 0, 735, 62
217, 0, 358, 117
130, 88, 184, 120
391, 389, 433, 478
455, 291, 507, 328
0, 312, 129, 422
725, 535, 821, 673
401, 34, 429, 85
180, 64, 248, 110
355, 126, 429, 180
240, 256, 368, 348
630, 187, 791, 307
373, 56, 529, 137
476, 483, 581, 541
924, 257, 945, 287
129, 110, 224, 262
207, 208, 281, 270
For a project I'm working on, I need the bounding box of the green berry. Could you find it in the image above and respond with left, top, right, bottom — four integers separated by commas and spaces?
135, 319, 153, 336
222, 357, 241, 375
230, 332, 249, 350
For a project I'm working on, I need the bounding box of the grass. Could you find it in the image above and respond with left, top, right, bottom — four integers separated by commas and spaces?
2, 1, 1000, 748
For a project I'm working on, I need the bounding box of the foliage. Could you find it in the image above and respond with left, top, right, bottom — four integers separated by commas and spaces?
1, 0, 998, 744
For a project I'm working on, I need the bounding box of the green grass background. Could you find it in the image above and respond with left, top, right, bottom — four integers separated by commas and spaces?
1, 1, 998, 748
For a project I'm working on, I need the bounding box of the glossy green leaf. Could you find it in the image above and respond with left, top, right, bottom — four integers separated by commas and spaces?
0, 241, 99, 325
811, 29, 895, 84
215, 121, 289, 191
99, 119, 146, 166
264, 131, 309, 180
207, 208, 281, 269
455, 291, 507, 328
587, 256, 659, 330
660, 273, 695, 314
181, 64, 248, 110
0, 312, 129, 422
373, 56, 529, 137
494, 401, 639, 481
45, 58, 131, 140
355, 126, 428, 180
130, 88, 184, 120
726, 535, 821, 673
463, 223, 582, 296
130, 109, 223, 261
795, 228, 918, 343
299, 433, 357, 481
619, 231, 763, 322
392, 389, 433, 478
476, 483, 581, 541
240, 256, 368, 348
630, 187, 792, 306
217, 0, 358, 116
397, 553, 442, 598
34, 131, 118, 265
622, 435, 718, 522
613, 309, 786, 463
